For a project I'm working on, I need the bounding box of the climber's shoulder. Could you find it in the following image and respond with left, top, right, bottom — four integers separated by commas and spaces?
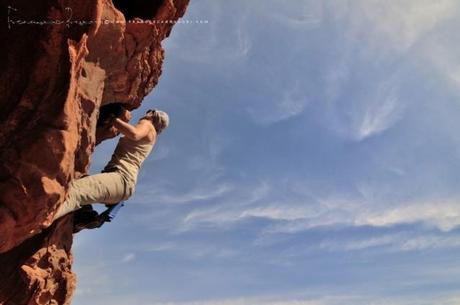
135, 119, 156, 142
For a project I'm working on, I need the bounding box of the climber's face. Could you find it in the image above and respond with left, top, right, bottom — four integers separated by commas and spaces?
140, 109, 168, 134
142, 110, 155, 122
140, 110, 155, 126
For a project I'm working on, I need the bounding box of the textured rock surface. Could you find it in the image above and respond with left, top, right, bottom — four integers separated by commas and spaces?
0, 0, 189, 304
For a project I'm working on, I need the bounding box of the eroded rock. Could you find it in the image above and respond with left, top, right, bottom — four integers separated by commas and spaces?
0, 0, 189, 303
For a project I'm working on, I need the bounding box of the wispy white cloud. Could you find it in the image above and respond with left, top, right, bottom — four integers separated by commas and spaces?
180, 184, 355, 232
75, 295, 326, 305
262, 0, 323, 29
137, 183, 233, 206
179, 177, 460, 234
398, 234, 460, 252
316, 232, 460, 253
317, 233, 404, 252
73, 261, 113, 297
246, 81, 310, 125
356, 199, 460, 232
150, 145, 171, 161
144, 241, 239, 260
166, 1, 252, 64
417, 38, 460, 95
344, 0, 458, 51
181, 182, 271, 228
74, 292, 460, 305
121, 252, 136, 263
267, 197, 460, 234
154, 183, 233, 205
151, 298, 327, 305
318, 0, 460, 142
451, 68, 460, 88
354, 95, 401, 141
321, 46, 407, 142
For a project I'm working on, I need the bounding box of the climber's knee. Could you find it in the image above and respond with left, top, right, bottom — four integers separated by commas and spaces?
123, 182, 135, 200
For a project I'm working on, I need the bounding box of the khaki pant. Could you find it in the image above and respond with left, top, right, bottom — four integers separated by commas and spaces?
53, 171, 134, 220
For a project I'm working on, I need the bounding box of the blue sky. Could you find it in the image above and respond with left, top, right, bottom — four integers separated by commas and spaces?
73, 1, 460, 304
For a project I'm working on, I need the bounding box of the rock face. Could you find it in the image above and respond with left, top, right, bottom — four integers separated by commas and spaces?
0, 0, 189, 304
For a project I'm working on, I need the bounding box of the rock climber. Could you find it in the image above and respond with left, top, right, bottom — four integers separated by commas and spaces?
52, 106, 169, 221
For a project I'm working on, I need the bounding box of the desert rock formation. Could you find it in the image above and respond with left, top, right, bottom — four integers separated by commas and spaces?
0, 0, 189, 304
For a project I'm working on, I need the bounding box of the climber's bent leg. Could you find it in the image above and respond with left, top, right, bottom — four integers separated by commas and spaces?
53, 172, 128, 221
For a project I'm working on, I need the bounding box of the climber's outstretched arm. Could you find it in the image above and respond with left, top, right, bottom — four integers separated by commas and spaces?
113, 118, 152, 141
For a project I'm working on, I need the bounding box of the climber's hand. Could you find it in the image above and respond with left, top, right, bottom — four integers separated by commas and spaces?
119, 109, 132, 122
96, 125, 119, 144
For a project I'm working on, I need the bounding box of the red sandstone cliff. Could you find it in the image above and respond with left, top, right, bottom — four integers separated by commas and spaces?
0, 0, 189, 304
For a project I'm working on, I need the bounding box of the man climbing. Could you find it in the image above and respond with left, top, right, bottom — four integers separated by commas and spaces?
52, 107, 169, 221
